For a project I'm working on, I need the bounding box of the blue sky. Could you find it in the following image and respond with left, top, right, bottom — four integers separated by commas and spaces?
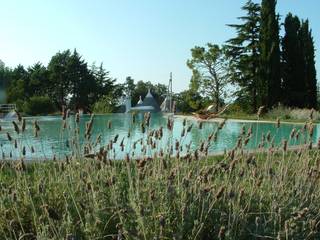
0, 0, 319, 92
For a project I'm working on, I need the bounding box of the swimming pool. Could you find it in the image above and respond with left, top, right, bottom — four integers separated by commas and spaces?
0, 113, 318, 160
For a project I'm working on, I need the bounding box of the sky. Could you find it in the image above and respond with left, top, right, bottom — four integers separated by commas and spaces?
0, 0, 319, 92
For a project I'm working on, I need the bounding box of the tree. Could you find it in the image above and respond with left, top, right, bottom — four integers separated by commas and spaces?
28, 62, 48, 97
6, 65, 29, 103
174, 90, 204, 113
0, 60, 11, 103
187, 44, 231, 112
281, 13, 305, 107
123, 76, 136, 96
47, 50, 72, 108
282, 15, 318, 109
47, 49, 98, 111
92, 63, 116, 100
300, 20, 317, 108
226, 0, 261, 112
67, 50, 96, 111
260, 0, 281, 108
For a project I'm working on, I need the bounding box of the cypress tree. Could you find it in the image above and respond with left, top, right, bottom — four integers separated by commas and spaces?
282, 15, 317, 109
260, 0, 281, 108
226, 0, 261, 113
281, 13, 305, 107
300, 20, 318, 109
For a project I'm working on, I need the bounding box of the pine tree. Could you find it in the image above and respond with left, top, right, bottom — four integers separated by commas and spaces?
226, 0, 261, 112
260, 0, 281, 108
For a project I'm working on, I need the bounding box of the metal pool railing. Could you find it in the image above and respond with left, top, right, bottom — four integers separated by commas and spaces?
0, 104, 16, 118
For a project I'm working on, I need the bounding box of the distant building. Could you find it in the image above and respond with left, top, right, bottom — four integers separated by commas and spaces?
124, 89, 161, 113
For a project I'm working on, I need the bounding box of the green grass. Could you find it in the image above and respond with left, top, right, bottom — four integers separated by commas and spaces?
221, 105, 320, 123
1, 148, 320, 239
0, 112, 320, 239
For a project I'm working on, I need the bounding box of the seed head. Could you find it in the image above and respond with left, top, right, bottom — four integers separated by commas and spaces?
282, 140, 288, 152
257, 106, 265, 118
22, 119, 26, 132
7, 132, 12, 141
12, 121, 20, 134
276, 118, 280, 129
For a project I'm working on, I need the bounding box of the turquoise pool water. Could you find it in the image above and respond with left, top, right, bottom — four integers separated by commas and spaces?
0, 113, 318, 160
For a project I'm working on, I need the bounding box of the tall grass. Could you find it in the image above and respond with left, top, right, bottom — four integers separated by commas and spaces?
0, 110, 319, 239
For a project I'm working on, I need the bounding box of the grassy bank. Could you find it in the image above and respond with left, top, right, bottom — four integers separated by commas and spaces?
221, 105, 320, 123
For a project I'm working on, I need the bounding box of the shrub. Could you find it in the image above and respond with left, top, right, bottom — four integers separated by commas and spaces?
266, 105, 320, 121
92, 95, 116, 113
222, 103, 246, 116
23, 96, 56, 115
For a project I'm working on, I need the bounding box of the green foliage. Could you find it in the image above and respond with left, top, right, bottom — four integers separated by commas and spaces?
174, 90, 204, 113
92, 95, 117, 113
259, 0, 281, 108
282, 14, 318, 109
23, 96, 56, 115
3, 50, 120, 115
300, 20, 318, 109
226, 0, 261, 113
282, 14, 305, 107
187, 44, 231, 112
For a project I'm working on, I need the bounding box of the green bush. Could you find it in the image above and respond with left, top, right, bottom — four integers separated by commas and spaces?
266, 105, 320, 121
92, 95, 116, 113
222, 103, 246, 116
23, 96, 56, 115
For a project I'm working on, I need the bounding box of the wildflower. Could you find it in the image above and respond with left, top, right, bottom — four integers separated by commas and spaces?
194, 149, 199, 161
62, 106, 67, 120
113, 134, 119, 143
276, 118, 280, 129
257, 106, 265, 118
12, 121, 20, 134
7, 132, 12, 141
282, 139, 288, 152
22, 119, 26, 132
183, 118, 187, 126
22, 146, 26, 156
218, 119, 227, 130
167, 118, 173, 131
216, 186, 225, 199
15, 110, 22, 122
75, 112, 80, 123
181, 128, 185, 137
175, 139, 180, 151
309, 123, 314, 137
310, 108, 315, 120
159, 215, 165, 228
34, 120, 40, 132
132, 113, 136, 124
247, 126, 252, 137
218, 226, 226, 239
145, 112, 151, 127
187, 124, 193, 133
141, 123, 145, 134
